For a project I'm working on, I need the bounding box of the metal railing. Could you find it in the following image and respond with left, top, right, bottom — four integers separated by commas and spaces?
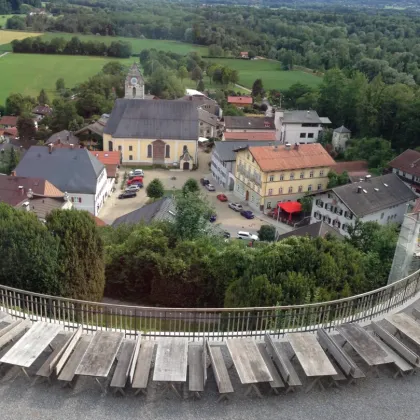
1, 268, 420, 341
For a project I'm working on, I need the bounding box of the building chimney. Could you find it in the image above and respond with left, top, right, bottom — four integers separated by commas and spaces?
57, 137, 61, 145
18, 185, 24, 195
294, 143, 299, 150
285, 142, 291, 150
70, 143, 74, 150
357, 186, 362, 194
365, 174, 371, 181
48, 144, 53, 154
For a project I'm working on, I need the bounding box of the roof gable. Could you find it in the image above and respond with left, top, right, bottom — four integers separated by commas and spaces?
224, 116, 275, 130
389, 149, 420, 178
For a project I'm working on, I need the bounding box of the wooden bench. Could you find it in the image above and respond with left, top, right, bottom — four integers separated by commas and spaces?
367, 330, 415, 378
412, 308, 420, 322
188, 342, 206, 398
328, 333, 366, 384
264, 335, 302, 393
131, 340, 155, 396
207, 342, 233, 402
33, 332, 72, 385
256, 342, 285, 394
110, 339, 136, 396
57, 335, 91, 388
0, 318, 31, 350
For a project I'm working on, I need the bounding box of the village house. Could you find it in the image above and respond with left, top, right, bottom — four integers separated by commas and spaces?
89, 150, 120, 194
211, 140, 273, 190
332, 160, 369, 182
198, 108, 220, 138
309, 173, 417, 236
223, 132, 277, 141
32, 105, 53, 122
179, 95, 222, 118
388, 149, 420, 195
224, 116, 275, 134
274, 110, 331, 144
0, 116, 18, 130
332, 126, 351, 151
46, 130, 80, 147
234, 143, 336, 212
240, 52, 249, 59
15, 145, 109, 215
227, 96, 253, 108
0, 175, 72, 221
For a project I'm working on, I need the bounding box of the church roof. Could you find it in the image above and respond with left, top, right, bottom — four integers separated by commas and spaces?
127, 63, 144, 82
334, 125, 351, 133
104, 99, 199, 140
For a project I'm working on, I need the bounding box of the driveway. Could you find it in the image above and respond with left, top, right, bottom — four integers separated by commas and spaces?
99, 150, 294, 237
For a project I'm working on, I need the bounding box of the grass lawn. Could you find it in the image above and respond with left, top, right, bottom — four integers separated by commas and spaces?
0, 53, 132, 104
207, 58, 322, 91
0, 15, 14, 28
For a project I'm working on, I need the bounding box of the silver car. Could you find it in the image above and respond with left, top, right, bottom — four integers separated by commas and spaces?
205, 183, 216, 191
125, 185, 140, 192
228, 202, 243, 212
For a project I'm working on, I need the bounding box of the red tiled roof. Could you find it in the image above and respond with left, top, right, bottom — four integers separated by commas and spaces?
249, 143, 336, 172
4, 127, 18, 137
389, 149, 420, 178
0, 116, 18, 126
224, 132, 277, 141
105, 164, 118, 178
333, 160, 368, 174
0, 175, 64, 207
227, 96, 253, 105
90, 151, 120, 166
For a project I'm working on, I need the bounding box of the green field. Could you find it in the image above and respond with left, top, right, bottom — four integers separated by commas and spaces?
0, 30, 209, 55
0, 15, 14, 28
207, 58, 322, 91
0, 53, 132, 104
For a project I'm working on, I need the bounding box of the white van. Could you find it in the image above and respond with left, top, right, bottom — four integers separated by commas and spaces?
237, 231, 258, 241
134, 169, 144, 176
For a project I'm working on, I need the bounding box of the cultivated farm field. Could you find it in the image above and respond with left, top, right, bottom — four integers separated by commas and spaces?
0, 30, 42, 50
0, 53, 131, 104
207, 58, 322, 91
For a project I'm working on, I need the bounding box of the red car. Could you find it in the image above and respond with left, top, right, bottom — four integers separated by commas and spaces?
217, 194, 228, 202
127, 176, 143, 186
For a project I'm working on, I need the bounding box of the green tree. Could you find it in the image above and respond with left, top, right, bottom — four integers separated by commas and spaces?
327, 171, 349, 188
197, 79, 205, 92
206, 64, 217, 84
102, 61, 126, 76
37, 89, 50, 106
7, 147, 20, 175
252, 79, 264, 98
299, 195, 313, 215
0, 203, 60, 294
146, 178, 165, 201
257, 225, 276, 242
173, 191, 213, 240
17, 114, 36, 142
177, 65, 188, 82
56, 78, 65, 91
46, 210, 105, 301
5, 93, 35, 115
182, 178, 200, 195
191, 65, 203, 81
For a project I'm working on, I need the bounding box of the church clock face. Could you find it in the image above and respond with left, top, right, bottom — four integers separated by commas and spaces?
130, 77, 138, 85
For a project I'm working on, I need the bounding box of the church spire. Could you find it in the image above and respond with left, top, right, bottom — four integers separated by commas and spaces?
125, 63, 145, 99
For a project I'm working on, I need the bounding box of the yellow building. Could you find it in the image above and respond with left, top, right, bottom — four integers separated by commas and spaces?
103, 99, 199, 169
234, 143, 336, 211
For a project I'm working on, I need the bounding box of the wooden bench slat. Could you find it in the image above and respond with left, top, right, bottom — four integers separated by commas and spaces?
128, 334, 141, 385
207, 343, 233, 394
131, 341, 155, 390
188, 344, 204, 392
372, 321, 419, 366
57, 335, 91, 383
317, 328, 353, 376
274, 341, 302, 387
264, 334, 291, 383
110, 339, 136, 389
0, 318, 31, 350
257, 342, 285, 389
412, 308, 420, 321
0, 319, 23, 339
36, 332, 72, 378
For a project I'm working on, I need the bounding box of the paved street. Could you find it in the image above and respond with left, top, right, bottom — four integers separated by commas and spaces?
99, 150, 293, 237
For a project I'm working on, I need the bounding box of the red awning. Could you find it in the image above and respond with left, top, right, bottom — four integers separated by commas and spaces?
278, 201, 302, 214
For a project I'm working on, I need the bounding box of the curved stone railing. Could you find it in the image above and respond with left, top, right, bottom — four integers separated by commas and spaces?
1, 268, 420, 340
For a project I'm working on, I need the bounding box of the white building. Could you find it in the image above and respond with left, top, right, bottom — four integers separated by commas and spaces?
310, 173, 417, 237
15, 145, 108, 216
274, 110, 331, 144
332, 126, 351, 151
211, 141, 273, 190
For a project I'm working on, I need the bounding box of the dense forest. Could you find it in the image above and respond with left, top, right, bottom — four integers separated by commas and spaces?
6, 1, 420, 84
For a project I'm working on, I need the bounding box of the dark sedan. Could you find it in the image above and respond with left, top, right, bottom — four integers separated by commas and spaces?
240, 210, 255, 219
118, 191, 137, 199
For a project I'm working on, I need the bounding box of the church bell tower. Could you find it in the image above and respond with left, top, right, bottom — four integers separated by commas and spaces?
125, 63, 145, 99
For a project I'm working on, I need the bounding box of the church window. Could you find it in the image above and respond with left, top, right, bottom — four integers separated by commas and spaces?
183, 145, 188, 153
129, 145, 133, 151
165, 144, 170, 158
132, 87, 136, 98
147, 144, 152, 158
118, 146, 122, 151
129, 155, 133, 161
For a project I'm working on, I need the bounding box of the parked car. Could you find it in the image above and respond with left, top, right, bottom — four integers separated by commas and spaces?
217, 194, 228, 202
127, 176, 143, 186
118, 191, 137, 199
209, 214, 217, 223
134, 183, 144, 189
223, 231, 231, 239
237, 231, 258, 241
200, 178, 210, 186
205, 183, 215, 191
129, 169, 145, 177
228, 202, 243, 212
240, 210, 255, 219
125, 185, 140, 192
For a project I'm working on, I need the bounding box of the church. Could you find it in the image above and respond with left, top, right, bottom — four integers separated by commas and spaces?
103, 63, 199, 169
